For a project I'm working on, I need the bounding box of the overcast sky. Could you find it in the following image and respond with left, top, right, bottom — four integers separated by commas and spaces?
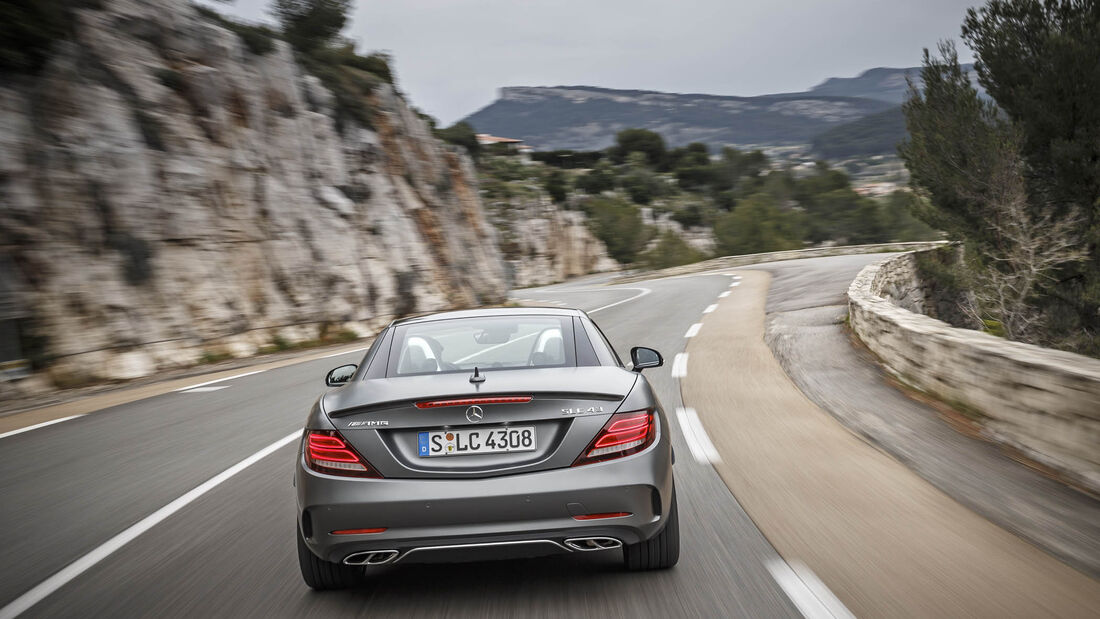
213, 0, 978, 125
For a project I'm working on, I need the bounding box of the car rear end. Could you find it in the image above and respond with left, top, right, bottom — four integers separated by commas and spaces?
293, 310, 676, 581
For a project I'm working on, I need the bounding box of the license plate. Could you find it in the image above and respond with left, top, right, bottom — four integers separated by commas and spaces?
418, 426, 536, 457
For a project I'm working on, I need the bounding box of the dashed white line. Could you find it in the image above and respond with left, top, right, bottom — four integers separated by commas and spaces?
719, 291, 731, 298
670, 353, 689, 377
675, 407, 721, 464
172, 369, 266, 392
180, 386, 230, 393
767, 559, 855, 619
0, 415, 85, 440
684, 323, 702, 338
703, 304, 718, 314
730, 281, 742, 288
0, 431, 302, 619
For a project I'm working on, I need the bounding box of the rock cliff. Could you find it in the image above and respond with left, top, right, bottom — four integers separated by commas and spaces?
0, 0, 508, 386
485, 194, 618, 288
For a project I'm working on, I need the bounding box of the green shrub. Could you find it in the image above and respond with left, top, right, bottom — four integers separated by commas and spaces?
194, 5, 277, 55
581, 197, 653, 264
639, 231, 706, 269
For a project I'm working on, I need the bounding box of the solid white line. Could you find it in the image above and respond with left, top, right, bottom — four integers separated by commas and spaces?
719, 291, 730, 298
671, 353, 689, 378
684, 323, 702, 338
180, 386, 229, 393
703, 304, 718, 314
172, 369, 265, 392
766, 559, 855, 619
675, 407, 721, 464
0, 430, 302, 619
0, 415, 85, 440
319, 346, 369, 359
587, 287, 652, 313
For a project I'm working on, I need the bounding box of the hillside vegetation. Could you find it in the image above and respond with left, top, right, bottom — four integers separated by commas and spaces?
469, 129, 939, 271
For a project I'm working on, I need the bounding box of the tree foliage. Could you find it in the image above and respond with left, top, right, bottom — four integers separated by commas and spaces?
435, 122, 480, 158
581, 197, 653, 264
610, 129, 667, 168
272, 0, 351, 52
901, 34, 1092, 352
543, 169, 567, 204
640, 231, 706, 270
713, 193, 803, 256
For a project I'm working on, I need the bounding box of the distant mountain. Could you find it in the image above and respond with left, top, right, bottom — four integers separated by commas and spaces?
810, 106, 907, 159
461, 65, 984, 155
462, 86, 894, 151
807, 64, 980, 104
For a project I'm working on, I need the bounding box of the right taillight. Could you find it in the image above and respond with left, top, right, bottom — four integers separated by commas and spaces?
573, 409, 656, 466
305, 430, 382, 478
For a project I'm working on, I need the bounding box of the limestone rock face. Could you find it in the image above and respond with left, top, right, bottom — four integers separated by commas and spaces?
0, 0, 507, 384
485, 195, 618, 289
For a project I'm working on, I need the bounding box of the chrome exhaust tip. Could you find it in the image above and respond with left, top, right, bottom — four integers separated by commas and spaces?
564, 537, 623, 552
343, 550, 399, 566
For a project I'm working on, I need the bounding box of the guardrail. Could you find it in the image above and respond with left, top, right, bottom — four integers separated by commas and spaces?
848, 251, 1100, 495
613, 241, 948, 283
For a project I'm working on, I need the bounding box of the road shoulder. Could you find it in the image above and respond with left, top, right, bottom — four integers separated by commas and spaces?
681, 270, 1100, 617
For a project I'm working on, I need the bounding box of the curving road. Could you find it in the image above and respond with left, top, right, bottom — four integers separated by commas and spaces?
1, 253, 1095, 618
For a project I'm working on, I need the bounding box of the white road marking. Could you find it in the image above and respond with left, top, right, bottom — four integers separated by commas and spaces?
675, 407, 721, 464
684, 323, 702, 338
180, 386, 229, 393
517, 286, 652, 314
766, 559, 855, 619
733, 275, 742, 280
703, 304, 718, 314
319, 346, 369, 359
0, 415, 85, 440
730, 281, 741, 287
0, 430, 302, 619
671, 353, 689, 377
719, 291, 730, 298
172, 369, 265, 392
587, 287, 652, 313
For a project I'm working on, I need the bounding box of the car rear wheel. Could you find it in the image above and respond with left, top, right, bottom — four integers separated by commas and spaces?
623, 489, 679, 570
297, 526, 362, 590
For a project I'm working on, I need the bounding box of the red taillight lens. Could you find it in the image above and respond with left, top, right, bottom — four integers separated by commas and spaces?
305, 430, 382, 478
331, 528, 387, 535
573, 512, 632, 520
573, 410, 656, 466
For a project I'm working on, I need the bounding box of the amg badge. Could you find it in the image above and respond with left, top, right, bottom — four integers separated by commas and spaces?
346, 420, 390, 427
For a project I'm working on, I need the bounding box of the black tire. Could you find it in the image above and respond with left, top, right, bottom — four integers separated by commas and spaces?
623, 489, 680, 570
297, 526, 362, 590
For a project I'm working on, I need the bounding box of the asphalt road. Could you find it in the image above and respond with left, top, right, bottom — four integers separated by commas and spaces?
6, 252, 1091, 618
1, 261, 811, 618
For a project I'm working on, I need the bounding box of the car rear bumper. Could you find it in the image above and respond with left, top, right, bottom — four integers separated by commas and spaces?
295, 441, 674, 565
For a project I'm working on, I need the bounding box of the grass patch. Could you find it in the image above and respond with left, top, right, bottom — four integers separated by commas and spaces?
199, 350, 232, 364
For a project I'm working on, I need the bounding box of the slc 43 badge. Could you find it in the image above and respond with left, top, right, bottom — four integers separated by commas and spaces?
561, 406, 604, 415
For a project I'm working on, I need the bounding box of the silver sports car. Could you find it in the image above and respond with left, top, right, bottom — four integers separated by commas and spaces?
295, 307, 677, 589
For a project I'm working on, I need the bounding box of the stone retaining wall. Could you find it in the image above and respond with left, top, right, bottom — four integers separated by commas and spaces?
848, 251, 1100, 494
614, 241, 947, 284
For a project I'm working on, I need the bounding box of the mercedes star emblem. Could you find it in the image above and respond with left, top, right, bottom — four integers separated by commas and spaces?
465, 405, 485, 423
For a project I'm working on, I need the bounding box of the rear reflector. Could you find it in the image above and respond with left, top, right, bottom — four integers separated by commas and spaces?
305, 430, 382, 478
331, 528, 387, 535
415, 396, 533, 409
573, 410, 656, 466
573, 512, 631, 521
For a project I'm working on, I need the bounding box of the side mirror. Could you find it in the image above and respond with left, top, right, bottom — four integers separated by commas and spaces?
325, 364, 358, 387
630, 347, 663, 372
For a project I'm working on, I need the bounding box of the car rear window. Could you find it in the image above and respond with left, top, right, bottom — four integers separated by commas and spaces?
387, 315, 576, 376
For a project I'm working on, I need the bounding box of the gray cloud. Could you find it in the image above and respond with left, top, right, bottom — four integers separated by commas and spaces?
212, 0, 977, 125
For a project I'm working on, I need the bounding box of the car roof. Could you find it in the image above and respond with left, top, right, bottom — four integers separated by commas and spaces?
388, 306, 583, 327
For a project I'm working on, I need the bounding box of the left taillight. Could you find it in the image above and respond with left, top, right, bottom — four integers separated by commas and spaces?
305, 430, 382, 478
573, 409, 656, 466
